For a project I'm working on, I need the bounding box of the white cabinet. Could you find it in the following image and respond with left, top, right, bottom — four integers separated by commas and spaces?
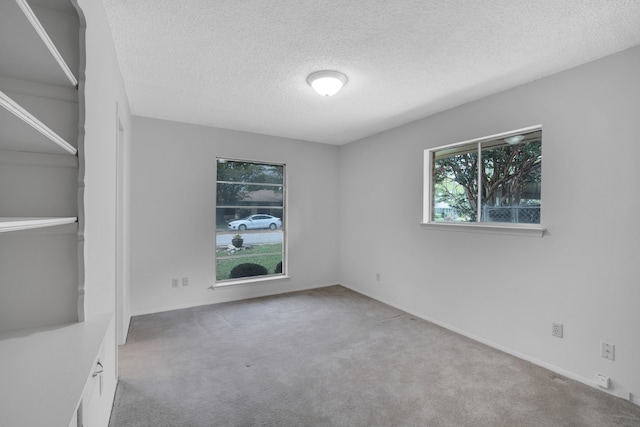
0, 315, 113, 427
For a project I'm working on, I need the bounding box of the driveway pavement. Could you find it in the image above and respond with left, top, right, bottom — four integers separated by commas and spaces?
216, 231, 283, 247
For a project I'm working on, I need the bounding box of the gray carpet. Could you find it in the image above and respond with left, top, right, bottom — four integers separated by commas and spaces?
109, 286, 640, 426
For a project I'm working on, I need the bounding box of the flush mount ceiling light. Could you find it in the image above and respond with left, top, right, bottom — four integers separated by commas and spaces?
307, 70, 347, 96
504, 135, 525, 145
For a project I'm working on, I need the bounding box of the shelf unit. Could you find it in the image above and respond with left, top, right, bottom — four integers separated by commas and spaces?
0, 0, 82, 328
0, 0, 80, 233
0, 1, 102, 425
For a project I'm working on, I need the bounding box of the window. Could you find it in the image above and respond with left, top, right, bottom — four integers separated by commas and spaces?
216, 158, 285, 283
424, 126, 542, 230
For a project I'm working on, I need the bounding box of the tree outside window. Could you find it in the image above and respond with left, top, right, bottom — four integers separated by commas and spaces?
431, 129, 542, 224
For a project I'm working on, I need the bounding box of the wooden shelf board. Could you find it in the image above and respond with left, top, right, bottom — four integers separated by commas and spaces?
0, 217, 77, 233
0, 0, 77, 87
0, 315, 113, 427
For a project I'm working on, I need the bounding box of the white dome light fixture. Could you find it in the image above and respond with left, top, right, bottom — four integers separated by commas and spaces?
307, 70, 347, 96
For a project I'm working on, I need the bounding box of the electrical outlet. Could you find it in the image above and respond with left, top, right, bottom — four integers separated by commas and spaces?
552, 322, 563, 338
182, 277, 189, 287
601, 342, 615, 361
595, 373, 610, 388
172, 278, 179, 288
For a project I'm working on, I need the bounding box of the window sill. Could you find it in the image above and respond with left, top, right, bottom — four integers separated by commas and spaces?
420, 221, 546, 237
213, 275, 291, 288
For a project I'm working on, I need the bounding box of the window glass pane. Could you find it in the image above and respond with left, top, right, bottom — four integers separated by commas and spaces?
216, 208, 284, 231
433, 150, 478, 222
216, 232, 283, 281
216, 183, 284, 206
480, 134, 542, 224
217, 159, 283, 184
216, 158, 285, 283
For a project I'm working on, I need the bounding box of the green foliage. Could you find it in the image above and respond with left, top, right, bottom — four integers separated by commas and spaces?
435, 152, 478, 221
216, 160, 283, 184
216, 254, 282, 281
216, 243, 281, 258
275, 261, 282, 274
216, 160, 284, 206
229, 263, 269, 279
434, 138, 541, 221
216, 244, 282, 281
482, 140, 541, 207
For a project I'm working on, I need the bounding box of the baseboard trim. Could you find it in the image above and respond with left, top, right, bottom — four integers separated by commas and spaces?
340, 282, 637, 406
131, 282, 337, 317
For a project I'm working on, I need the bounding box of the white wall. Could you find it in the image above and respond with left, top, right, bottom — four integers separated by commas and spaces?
76, 0, 131, 423
77, 0, 131, 321
339, 46, 640, 402
129, 117, 340, 315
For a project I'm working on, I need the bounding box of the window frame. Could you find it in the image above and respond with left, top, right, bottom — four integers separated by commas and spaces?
214, 157, 288, 285
422, 125, 546, 237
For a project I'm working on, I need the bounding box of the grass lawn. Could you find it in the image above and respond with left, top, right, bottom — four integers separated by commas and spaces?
216, 243, 282, 281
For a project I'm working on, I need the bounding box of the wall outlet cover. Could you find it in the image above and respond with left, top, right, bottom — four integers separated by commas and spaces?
552, 322, 563, 338
595, 373, 610, 388
601, 342, 615, 361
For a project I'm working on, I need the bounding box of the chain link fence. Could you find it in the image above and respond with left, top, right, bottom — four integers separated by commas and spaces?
482, 205, 540, 224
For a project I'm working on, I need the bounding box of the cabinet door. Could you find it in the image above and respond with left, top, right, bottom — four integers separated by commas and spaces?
79, 355, 105, 426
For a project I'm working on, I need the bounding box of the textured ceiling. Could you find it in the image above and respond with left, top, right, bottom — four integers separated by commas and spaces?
102, 0, 640, 145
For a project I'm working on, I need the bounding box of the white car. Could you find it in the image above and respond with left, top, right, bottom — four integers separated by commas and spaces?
228, 214, 282, 231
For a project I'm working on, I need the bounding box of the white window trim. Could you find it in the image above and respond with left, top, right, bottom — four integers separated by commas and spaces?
213, 274, 291, 288
422, 125, 546, 237
419, 221, 545, 237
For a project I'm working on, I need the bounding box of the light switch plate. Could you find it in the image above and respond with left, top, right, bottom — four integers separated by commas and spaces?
601, 342, 615, 361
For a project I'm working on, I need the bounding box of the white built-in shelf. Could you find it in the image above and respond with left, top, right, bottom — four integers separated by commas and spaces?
0, 0, 85, 420
0, 0, 77, 87
0, 315, 112, 427
0, 89, 77, 155
0, 217, 76, 233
